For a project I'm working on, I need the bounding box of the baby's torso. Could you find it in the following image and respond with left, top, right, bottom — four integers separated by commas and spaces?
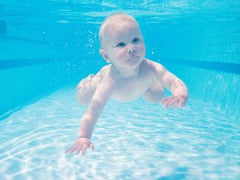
104, 61, 155, 102
112, 76, 153, 102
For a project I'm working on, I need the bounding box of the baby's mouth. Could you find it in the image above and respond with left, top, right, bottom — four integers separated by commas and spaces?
126, 58, 139, 65
127, 54, 139, 61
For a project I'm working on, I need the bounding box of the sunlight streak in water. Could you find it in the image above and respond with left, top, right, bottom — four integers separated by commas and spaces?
0, 87, 239, 179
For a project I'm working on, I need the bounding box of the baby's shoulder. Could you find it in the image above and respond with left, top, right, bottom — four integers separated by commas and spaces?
98, 64, 111, 75
97, 65, 114, 83
142, 59, 165, 73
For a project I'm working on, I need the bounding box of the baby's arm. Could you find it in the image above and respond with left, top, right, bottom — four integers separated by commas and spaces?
152, 62, 188, 108
66, 76, 114, 155
78, 78, 113, 138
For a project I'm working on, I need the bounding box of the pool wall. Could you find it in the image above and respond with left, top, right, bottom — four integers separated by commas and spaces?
142, 16, 240, 119
0, 21, 106, 119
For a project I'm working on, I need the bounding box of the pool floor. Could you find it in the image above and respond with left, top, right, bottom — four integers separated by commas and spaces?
0, 87, 239, 180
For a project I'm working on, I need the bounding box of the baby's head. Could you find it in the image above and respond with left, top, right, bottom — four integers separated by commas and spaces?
99, 13, 146, 70
99, 13, 139, 48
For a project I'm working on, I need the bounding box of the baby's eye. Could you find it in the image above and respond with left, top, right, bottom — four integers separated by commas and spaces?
116, 42, 126, 47
132, 37, 140, 44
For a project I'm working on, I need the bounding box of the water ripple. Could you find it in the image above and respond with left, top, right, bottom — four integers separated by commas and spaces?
0, 87, 239, 179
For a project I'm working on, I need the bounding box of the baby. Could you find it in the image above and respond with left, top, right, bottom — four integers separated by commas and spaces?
66, 13, 188, 155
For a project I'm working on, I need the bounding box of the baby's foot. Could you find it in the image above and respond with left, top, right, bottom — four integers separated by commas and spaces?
76, 73, 102, 105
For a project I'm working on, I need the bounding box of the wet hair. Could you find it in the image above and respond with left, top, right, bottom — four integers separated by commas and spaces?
99, 13, 138, 48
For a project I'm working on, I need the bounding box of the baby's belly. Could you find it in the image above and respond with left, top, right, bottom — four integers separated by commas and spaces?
110, 70, 154, 102
111, 94, 141, 102
111, 86, 149, 102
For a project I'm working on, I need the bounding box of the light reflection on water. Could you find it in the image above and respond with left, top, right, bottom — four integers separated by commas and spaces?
0, 87, 239, 179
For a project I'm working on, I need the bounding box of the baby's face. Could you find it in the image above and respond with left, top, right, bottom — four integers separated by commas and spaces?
102, 21, 146, 70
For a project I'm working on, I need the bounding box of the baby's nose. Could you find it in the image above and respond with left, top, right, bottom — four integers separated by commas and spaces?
128, 49, 136, 54
127, 45, 136, 54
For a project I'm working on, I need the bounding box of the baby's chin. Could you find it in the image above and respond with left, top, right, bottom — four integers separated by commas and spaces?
127, 54, 144, 61
125, 56, 145, 67
126, 57, 139, 63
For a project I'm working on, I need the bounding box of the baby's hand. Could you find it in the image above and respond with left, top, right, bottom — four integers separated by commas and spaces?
65, 137, 94, 156
161, 95, 187, 108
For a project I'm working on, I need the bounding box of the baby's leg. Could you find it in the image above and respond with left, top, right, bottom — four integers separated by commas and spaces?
76, 73, 102, 105
143, 82, 164, 103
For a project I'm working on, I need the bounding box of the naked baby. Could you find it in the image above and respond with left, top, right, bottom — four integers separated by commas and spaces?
66, 13, 188, 155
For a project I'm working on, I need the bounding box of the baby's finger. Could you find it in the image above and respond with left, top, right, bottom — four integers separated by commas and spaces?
169, 97, 178, 105
76, 144, 82, 155
81, 144, 88, 156
177, 99, 184, 108
162, 98, 171, 108
175, 97, 184, 107
170, 98, 179, 107
68, 142, 79, 154
164, 98, 175, 108
65, 143, 76, 154
173, 100, 180, 108
164, 102, 169, 109
162, 97, 171, 104
89, 143, 94, 151
173, 99, 179, 108
163, 100, 170, 108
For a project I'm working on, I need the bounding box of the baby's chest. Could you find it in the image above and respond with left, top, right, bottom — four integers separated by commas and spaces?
112, 76, 153, 101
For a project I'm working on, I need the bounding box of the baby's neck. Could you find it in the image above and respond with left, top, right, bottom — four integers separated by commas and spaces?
110, 63, 143, 79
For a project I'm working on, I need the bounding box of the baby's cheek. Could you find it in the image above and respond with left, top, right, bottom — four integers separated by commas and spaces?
138, 44, 146, 57
117, 50, 127, 61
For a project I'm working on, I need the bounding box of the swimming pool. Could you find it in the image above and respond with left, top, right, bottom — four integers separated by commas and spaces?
0, 0, 239, 179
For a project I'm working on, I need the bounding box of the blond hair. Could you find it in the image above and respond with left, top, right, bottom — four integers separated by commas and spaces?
99, 13, 138, 48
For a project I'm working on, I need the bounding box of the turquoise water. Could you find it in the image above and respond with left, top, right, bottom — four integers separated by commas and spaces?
0, 0, 240, 179
0, 87, 239, 179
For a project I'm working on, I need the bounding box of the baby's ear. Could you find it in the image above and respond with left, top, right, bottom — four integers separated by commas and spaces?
99, 49, 111, 63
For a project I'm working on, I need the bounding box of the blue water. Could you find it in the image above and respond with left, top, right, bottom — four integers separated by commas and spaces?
0, 88, 239, 179
0, 0, 240, 179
